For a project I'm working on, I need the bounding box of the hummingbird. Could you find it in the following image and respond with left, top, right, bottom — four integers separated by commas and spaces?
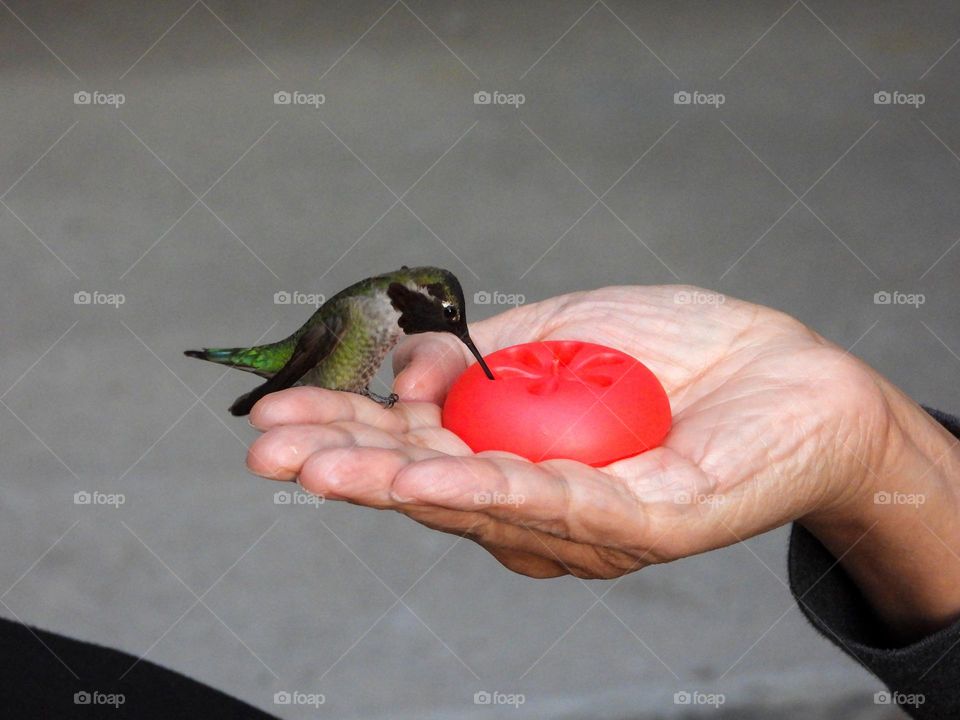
185, 266, 495, 416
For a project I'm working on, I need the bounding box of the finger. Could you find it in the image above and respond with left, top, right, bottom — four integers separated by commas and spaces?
292, 446, 570, 577
298, 446, 442, 506
249, 386, 439, 432
392, 334, 469, 404
391, 448, 694, 557
292, 443, 653, 576
402, 504, 641, 577
484, 547, 568, 578
404, 425, 476, 456
389, 455, 651, 548
247, 422, 407, 481
290, 436, 715, 567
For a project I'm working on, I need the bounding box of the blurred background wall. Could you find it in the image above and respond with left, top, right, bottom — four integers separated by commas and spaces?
2, 1, 959, 717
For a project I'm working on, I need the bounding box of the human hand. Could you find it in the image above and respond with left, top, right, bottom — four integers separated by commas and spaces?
246, 286, 960, 637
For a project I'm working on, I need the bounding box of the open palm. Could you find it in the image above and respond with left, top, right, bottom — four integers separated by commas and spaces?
247, 286, 889, 579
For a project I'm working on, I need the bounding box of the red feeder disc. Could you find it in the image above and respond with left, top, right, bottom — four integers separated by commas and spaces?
442, 340, 671, 467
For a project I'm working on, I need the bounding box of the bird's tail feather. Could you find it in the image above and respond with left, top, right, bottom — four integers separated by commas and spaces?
183, 342, 293, 378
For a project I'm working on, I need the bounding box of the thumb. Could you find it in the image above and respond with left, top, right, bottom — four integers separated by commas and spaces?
393, 334, 469, 404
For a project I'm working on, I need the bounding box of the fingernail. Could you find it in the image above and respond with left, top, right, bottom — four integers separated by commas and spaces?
389, 490, 418, 504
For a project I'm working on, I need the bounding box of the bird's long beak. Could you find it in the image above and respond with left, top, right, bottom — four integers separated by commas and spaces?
460, 333, 495, 380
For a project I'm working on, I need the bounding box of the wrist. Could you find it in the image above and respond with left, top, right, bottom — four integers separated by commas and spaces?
801, 370, 960, 641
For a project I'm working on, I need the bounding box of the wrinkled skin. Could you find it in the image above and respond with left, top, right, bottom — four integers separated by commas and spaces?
245, 286, 892, 580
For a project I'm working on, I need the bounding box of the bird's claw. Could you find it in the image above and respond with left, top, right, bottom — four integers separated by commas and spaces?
364, 390, 399, 408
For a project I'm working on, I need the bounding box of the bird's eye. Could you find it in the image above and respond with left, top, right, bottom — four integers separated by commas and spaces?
443, 305, 457, 319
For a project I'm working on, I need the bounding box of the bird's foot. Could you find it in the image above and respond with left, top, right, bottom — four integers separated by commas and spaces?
364, 390, 399, 408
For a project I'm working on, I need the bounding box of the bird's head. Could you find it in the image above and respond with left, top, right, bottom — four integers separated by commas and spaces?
386, 268, 495, 380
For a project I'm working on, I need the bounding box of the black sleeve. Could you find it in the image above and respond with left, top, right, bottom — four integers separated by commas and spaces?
788, 407, 960, 719
0, 616, 277, 719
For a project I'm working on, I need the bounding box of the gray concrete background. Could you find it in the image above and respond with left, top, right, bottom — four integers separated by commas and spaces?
2, 1, 958, 717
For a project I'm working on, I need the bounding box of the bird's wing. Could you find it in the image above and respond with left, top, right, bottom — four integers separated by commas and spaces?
228, 313, 347, 416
